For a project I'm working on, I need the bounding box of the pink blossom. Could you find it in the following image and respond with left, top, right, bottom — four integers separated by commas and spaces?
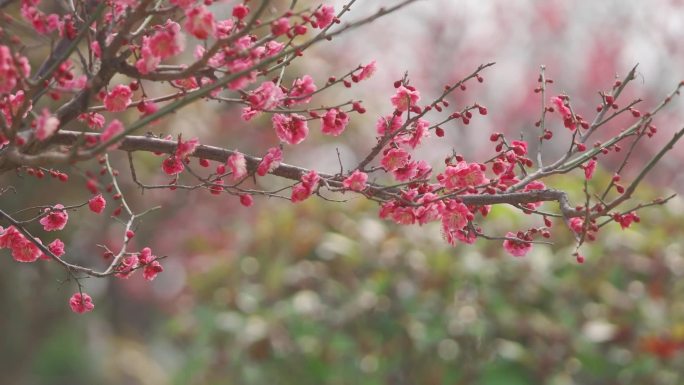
170, 0, 196, 9
414, 160, 432, 179
176, 136, 199, 158
215, 19, 235, 39
376, 114, 404, 136
40, 204, 68, 232
77, 112, 105, 130
185, 6, 216, 39
241, 108, 258, 121
0, 226, 22, 249
415, 194, 443, 225
34, 108, 60, 140
313, 5, 335, 29
0, 47, 16, 91
503, 232, 532, 257
271, 17, 290, 36
550, 96, 576, 131
438, 161, 488, 190
614, 212, 640, 229
569, 217, 584, 233
148, 20, 185, 60
103, 84, 132, 112
1, 91, 27, 127
391, 207, 416, 225
510, 140, 528, 156
321, 108, 349, 136
88, 194, 106, 214
227, 152, 247, 180
584, 159, 597, 180
378, 201, 398, 220
440, 200, 472, 236
249, 81, 285, 110
136, 38, 161, 74
143, 261, 163, 280
69, 293, 95, 314
243, 81, 284, 119
393, 161, 419, 182
90, 41, 101, 58
301, 170, 320, 190
115, 256, 139, 279
14, 240, 42, 263
381, 148, 410, 172
391, 86, 420, 112
273, 113, 309, 145
139, 100, 158, 116
138, 247, 157, 265
405, 118, 429, 149
1, 226, 43, 263
288, 75, 317, 105
291, 170, 320, 203
551, 96, 571, 117
522, 181, 546, 209
101, 119, 124, 148
291, 184, 312, 202
343, 170, 368, 191
357, 60, 376, 81
162, 155, 185, 175
453, 229, 478, 245
47, 238, 65, 258
138, 247, 163, 281
264, 41, 285, 57
257, 147, 283, 176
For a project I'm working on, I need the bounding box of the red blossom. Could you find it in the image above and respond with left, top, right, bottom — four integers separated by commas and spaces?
239, 194, 254, 207
232, 4, 250, 20
162, 155, 185, 175
503, 232, 532, 257
88, 194, 106, 214
271, 17, 290, 36
69, 293, 95, 314
39, 204, 68, 232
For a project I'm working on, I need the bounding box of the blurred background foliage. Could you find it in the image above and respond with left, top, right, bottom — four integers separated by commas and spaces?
3, 0, 684, 384
2, 175, 684, 384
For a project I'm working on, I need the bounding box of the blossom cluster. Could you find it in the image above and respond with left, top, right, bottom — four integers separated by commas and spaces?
0, 0, 678, 315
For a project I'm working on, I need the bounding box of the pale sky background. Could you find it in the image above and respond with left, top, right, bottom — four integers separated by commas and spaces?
295, 0, 684, 188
